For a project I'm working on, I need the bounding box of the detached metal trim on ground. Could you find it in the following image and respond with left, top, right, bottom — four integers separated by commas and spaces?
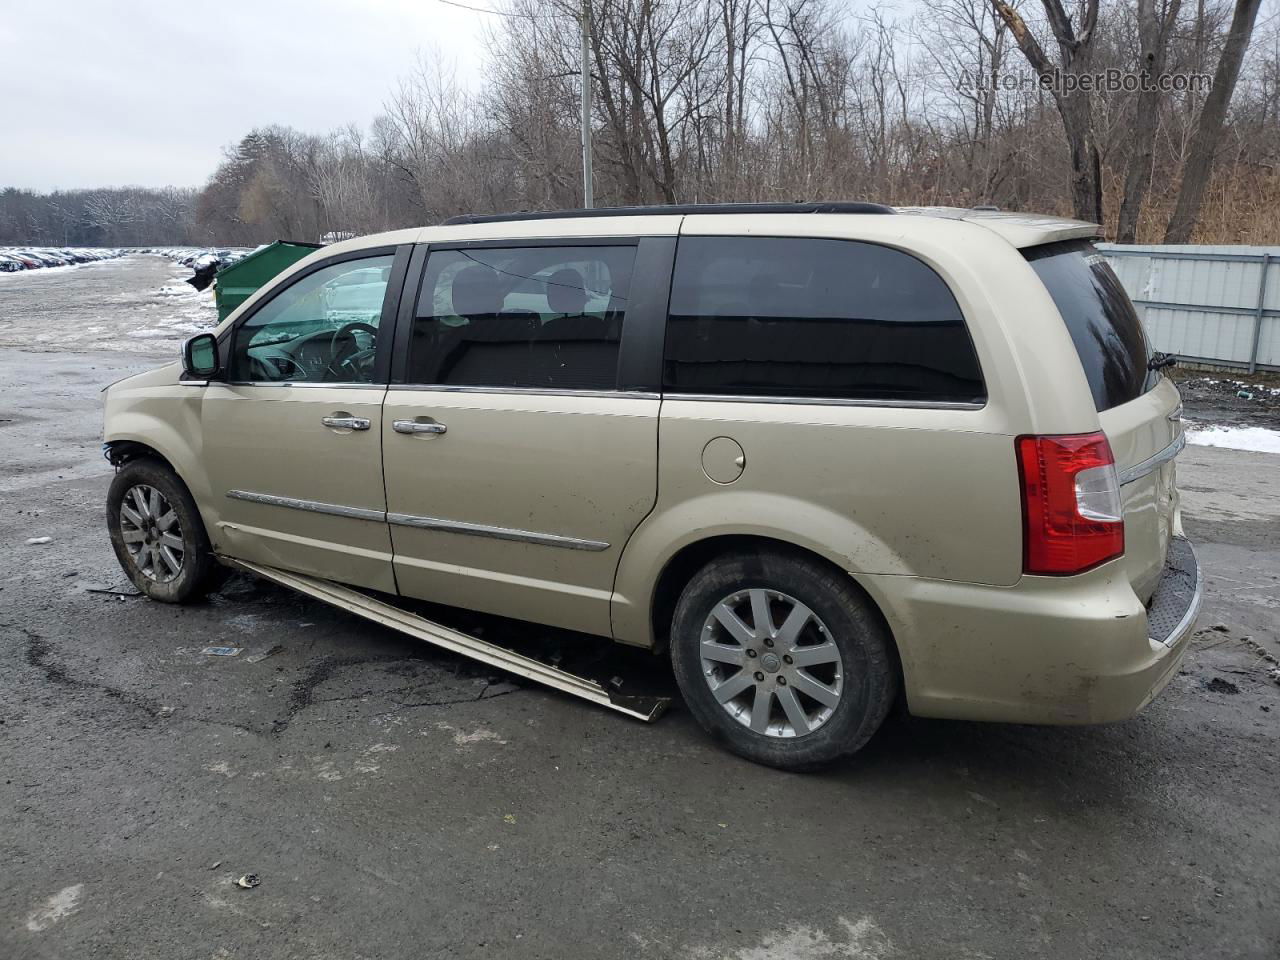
222, 557, 669, 722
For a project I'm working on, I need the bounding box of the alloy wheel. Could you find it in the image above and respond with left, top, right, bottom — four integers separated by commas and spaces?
699, 588, 844, 737
118, 483, 185, 582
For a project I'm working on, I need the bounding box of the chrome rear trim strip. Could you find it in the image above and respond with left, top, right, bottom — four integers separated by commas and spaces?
226, 490, 386, 523
386, 512, 610, 551
1118, 432, 1186, 486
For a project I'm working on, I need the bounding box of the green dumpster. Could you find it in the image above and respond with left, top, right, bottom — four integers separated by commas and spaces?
214, 240, 322, 322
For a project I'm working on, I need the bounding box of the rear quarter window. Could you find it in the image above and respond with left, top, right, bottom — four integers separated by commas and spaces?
663, 236, 986, 404
1024, 240, 1158, 411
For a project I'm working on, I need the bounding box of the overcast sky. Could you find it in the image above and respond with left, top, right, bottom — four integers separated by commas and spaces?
0, 0, 490, 192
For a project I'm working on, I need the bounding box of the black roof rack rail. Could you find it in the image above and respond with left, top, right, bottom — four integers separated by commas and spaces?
441, 201, 895, 226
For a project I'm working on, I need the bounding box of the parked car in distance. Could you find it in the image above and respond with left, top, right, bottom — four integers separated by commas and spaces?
101, 203, 1200, 770
0, 247, 122, 271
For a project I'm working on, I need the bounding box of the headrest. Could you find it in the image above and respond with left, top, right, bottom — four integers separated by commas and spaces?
546, 268, 589, 315
450, 264, 503, 316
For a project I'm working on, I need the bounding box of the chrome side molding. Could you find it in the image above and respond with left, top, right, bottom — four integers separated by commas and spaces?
660, 391, 985, 410
226, 489, 385, 522
224, 490, 609, 552
386, 512, 609, 551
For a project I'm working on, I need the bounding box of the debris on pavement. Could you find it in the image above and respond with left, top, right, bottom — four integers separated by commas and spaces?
244, 644, 283, 664
1173, 371, 1280, 428
186, 258, 219, 292
25, 537, 52, 545
202, 646, 241, 657
83, 585, 142, 598
234, 874, 261, 889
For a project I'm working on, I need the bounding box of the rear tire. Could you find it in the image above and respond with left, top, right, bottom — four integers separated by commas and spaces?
107, 458, 221, 603
670, 549, 897, 771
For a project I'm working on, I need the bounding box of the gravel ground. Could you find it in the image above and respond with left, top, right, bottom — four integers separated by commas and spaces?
1174, 369, 1280, 429
0, 255, 215, 355
1, 259, 1278, 959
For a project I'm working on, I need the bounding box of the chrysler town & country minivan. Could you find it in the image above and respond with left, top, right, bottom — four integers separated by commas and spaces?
102, 203, 1201, 769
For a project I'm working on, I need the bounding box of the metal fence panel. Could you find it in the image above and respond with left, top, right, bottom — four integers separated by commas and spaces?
1096, 243, 1280, 372
1258, 314, 1280, 368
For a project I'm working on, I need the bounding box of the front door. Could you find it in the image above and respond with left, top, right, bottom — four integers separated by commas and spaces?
381, 240, 667, 637
201, 248, 407, 592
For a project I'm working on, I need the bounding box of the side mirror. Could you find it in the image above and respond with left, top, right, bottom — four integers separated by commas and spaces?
182, 333, 220, 379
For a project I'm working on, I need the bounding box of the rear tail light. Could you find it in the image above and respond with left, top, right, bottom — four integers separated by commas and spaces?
1016, 432, 1124, 575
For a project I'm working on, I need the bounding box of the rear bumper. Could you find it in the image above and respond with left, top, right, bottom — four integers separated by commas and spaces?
1145, 536, 1202, 648
863, 537, 1203, 725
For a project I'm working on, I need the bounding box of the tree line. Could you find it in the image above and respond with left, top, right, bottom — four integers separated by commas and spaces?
4, 0, 1277, 247
0, 186, 200, 247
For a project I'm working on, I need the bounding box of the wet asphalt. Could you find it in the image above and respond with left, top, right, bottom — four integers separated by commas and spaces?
1, 259, 1278, 959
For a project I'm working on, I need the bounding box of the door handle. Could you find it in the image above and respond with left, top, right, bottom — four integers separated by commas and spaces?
392, 419, 447, 435
321, 416, 371, 431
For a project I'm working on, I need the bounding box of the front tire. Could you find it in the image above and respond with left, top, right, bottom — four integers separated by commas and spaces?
107, 458, 220, 603
670, 550, 897, 771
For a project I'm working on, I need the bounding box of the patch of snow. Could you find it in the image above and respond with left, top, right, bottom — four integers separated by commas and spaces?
26, 884, 84, 932
434, 721, 508, 747
0, 263, 80, 280
686, 917, 894, 960
1186, 424, 1280, 454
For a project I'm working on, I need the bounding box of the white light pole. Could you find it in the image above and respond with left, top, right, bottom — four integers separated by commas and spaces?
580, 0, 593, 208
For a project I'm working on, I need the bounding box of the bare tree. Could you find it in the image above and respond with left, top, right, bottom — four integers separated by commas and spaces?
1115, 0, 1184, 242
17, 0, 1278, 248
993, 0, 1104, 223
1164, 0, 1264, 241
380, 52, 490, 220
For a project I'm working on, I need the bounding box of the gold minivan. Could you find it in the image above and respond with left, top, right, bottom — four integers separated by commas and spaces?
102, 203, 1201, 769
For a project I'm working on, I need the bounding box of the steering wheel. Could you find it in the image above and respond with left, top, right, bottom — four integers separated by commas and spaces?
248, 353, 307, 382
326, 322, 379, 381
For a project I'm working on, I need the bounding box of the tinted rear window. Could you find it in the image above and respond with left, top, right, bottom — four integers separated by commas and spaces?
664, 236, 985, 403
1025, 240, 1157, 411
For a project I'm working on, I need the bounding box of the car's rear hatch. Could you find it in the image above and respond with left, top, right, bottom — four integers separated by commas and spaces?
1026, 240, 1183, 603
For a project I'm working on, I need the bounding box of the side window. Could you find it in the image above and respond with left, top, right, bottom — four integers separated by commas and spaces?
230, 255, 394, 383
664, 237, 986, 403
406, 245, 636, 391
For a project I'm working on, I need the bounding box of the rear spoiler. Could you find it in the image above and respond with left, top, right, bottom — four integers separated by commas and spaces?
896, 207, 1101, 248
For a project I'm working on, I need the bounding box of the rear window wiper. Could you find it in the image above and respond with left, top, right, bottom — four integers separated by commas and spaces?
1148, 352, 1177, 371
